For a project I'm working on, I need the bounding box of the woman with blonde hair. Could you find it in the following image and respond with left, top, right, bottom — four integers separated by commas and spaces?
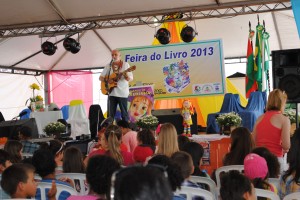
86, 124, 134, 166
156, 123, 179, 157
252, 89, 290, 172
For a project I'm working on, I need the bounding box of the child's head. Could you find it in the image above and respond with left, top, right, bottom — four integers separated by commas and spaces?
104, 125, 123, 165
148, 154, 183, 191
86, 155, 120, 198
220, 170, 256, 200
32, 149, 56, 178
0, 149, 12, 173
252, 147, 280, 178
63, 146, 85, 173
19, 126, 33, 140
137, 129, 156, 146
177, 135, 190, 151
171, 151, 194, 179
244, 153, 268, 180
157, 123, 179, 157
113, 165, 172, 200
129, 96, 153, 122
1, 163, 37, 198
182, 142, 204, 169
4, 140, 23, 163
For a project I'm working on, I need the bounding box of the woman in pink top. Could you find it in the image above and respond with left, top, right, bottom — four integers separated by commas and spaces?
252, 89, 290, 172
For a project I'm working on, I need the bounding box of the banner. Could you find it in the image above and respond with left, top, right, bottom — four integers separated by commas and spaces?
128, 85, 154, 123
120, 40, 225, 99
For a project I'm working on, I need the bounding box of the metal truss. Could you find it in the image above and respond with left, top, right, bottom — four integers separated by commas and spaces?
0, 1, 291, 38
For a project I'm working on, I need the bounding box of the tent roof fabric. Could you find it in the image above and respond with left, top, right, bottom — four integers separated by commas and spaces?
0, 0, 299, 71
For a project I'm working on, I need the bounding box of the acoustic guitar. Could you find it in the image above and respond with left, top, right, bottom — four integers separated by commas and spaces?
101, 65, 136, 95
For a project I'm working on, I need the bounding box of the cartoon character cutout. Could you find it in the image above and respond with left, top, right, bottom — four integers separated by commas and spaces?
129, 95, 153, 123
181, 99, 194, 137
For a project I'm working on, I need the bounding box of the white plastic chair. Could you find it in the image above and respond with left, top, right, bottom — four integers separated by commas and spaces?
215, 165, 244, 187
37, 182, 77, 200
255, 188, 280, 200
268, 178, 280, 192
175, 186, 215, 200
56, 173, 89, 195
189, 176, 217, 199
283, 192, 300, 200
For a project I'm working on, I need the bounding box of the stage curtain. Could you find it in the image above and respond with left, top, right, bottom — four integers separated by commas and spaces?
47, 71, 93, 115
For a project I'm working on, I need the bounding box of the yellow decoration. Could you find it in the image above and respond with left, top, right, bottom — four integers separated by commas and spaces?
29, 83, 40, 90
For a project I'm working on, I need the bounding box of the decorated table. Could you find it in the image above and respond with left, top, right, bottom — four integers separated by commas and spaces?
191, 134, 231, 175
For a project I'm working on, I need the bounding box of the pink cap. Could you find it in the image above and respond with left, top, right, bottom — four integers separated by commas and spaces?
244, 153, 268, 180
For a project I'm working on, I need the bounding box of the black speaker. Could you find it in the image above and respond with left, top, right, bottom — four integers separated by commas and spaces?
272, 49, 300, 103
0, 119, 39, 139
152, 108, 197, 135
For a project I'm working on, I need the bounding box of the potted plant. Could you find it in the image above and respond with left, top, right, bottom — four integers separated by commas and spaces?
284, 109, 298, 135
29, 83, 44, 111
216, 112, 242, 135
43, 122, 66, 138
136, 115, 159, 131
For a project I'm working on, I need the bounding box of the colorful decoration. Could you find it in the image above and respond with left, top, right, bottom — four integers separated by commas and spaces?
181, 99, 194, 136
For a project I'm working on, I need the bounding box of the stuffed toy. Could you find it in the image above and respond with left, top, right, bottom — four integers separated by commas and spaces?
181, 99, 194, 137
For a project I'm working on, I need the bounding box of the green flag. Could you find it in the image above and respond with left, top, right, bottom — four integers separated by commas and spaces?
254, 24, 264, 91
245, 30, 257, 98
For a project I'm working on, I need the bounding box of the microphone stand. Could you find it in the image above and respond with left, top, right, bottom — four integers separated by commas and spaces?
106, 60, 113, 118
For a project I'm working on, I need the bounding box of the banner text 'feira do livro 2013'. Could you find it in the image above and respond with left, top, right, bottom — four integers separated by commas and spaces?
120, 39, 226, 99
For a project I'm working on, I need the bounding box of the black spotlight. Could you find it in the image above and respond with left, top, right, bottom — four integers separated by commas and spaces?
41, 41, 57, 56
180, 26, 197, 43
155, 28, 171, 45
63, 37, 81, 54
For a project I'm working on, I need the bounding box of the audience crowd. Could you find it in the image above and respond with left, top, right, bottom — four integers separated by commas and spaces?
0, 89, 299, 200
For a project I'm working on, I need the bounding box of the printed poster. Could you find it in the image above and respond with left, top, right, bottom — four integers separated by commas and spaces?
120, 40, 225, 99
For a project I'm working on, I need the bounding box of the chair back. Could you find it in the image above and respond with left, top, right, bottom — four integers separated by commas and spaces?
215, 165, 244, 187
255, 188, 280, 200
174, 186, 215, 200
37, 182, 77, 200
283, 191, 300, 200
19, 108, 31, 120
268, 178, 280, 192
56, 173, 89, 195
189, 176, 217, 199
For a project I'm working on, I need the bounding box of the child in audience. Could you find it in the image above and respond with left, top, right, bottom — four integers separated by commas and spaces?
0, 149, 12, 174
18, 126, 40, 154
279, 128, 300, 198
156, 123, 179, 157
147, 154, 184, 200
0, 149, 12, 199
117, 120, 138, 152
1, 163, 56, 199
133, 129, 156, 163
182, 142, 209, 178
86, 125, 134, 166
4, 140, 23, 163
68, 155, 121, 200
252, 147, 280, 178
244, 153, 277, 195
171, 151, 199, 188
220, 170, 256, 200
178, 135, 190, 151
113, 165, 173, 200
32, 149, 73, 200
223, 127, 255, 165
63, 146, 85, 173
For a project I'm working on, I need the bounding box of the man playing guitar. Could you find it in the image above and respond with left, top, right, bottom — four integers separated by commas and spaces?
99, 49, 133, 122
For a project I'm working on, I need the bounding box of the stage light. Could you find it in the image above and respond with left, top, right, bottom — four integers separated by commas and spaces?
63, 37, 81, 54
155, 28, 171, 45
180, 26, 197, 43
41, 41, 57, 56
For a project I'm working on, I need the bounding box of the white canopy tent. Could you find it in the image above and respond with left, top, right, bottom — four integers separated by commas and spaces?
0, 0, 299, 119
